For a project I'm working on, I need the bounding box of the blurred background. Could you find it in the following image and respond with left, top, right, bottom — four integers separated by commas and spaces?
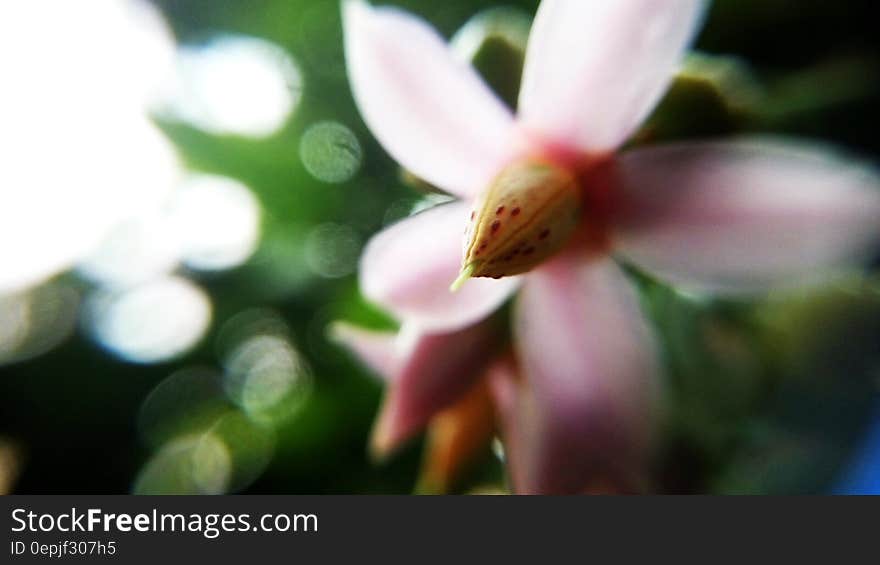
1, 0, 879, 494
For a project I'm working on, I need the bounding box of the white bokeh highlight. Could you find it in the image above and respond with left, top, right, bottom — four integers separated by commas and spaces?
78, 213, 181, 288
0, 0, 180, 294
85, 276, 212, 364
162, 35, 302, 137
168, 175, 262, 272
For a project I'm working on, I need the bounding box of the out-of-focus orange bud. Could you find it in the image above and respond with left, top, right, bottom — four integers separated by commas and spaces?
416, 379, 495, 494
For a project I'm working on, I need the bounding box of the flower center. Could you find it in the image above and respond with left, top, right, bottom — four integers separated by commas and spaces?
453, 154, 616, 288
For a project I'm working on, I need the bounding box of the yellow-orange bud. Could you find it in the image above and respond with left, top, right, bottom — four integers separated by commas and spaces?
457, 160, 581, 283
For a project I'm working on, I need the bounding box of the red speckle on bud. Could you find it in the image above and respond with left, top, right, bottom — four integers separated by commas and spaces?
459, 159, 582, 280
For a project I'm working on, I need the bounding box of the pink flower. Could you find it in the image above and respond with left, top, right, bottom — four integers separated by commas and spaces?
337, 0, 880, 493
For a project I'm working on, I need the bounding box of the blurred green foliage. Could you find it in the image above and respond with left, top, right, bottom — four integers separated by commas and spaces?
1, 0, 878, 494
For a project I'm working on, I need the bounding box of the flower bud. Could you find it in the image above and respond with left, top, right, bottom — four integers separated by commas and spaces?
456, 160, 581, 284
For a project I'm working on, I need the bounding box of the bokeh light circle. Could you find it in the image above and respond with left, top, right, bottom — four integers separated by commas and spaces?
85, 276, 212, 364
168, 175, 262, 271
133, 433, 231, 495
77, 213, 180, 288
163, 35, 302, 137
0, 283, 80, 366
216, 309, 312, 424
299, 122, 362, 183
304, 223, 361, 278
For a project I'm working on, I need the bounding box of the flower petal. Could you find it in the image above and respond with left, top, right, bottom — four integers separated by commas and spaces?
485, 354, 530, 492
510, 254, 661, 494
329, 322, 399, 380
343, 0, 522, 198
371, 320, 499, 458
518, 0, 706, 153
360, 202, 520, 332
613, 139, 880, 294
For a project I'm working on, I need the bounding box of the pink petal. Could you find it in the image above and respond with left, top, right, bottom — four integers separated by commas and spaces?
343, 0, 523, 198
509, 254, 661, 494
360, 202, 520, 332
613, 139, 880, 294
329, 322, 399, 380
372, 320, 499, 457
518, 0, 706, 153
485, 355, 531, 492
